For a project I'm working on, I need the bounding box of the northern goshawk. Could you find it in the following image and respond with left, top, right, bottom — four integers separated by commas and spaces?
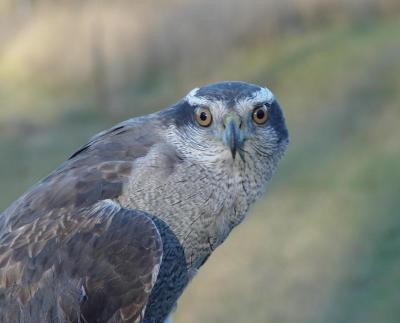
0, 81, 289, 322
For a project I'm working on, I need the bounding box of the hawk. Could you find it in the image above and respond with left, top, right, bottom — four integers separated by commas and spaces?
0, 81, 289, 322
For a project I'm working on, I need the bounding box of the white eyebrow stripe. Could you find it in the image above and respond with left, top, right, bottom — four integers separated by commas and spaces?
185, 88, 211, 106
236, 87, 275, 114
251, 87, 275, 104
185, 86, 275, 110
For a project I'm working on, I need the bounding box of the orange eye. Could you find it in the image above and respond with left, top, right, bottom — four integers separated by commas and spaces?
252, 105, 269, 125
195, 107, 213, 127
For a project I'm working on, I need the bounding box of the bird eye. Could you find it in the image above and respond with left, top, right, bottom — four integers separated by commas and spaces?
195, 107, 213, 127
252, 105, 269, 125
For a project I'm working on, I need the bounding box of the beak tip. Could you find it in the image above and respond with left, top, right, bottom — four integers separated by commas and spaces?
223, 116, 242, 161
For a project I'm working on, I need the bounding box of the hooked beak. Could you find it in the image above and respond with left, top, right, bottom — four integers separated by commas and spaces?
223, 114, 244, 160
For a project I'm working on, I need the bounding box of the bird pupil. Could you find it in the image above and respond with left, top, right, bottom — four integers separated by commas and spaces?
256, 109, 265, 119
200, 112, 208, 121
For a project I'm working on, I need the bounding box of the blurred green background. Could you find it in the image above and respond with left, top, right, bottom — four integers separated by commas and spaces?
1, 1, 400, 322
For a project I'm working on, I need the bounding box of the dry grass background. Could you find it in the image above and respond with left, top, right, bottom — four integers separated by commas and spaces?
1, 1, 400, 322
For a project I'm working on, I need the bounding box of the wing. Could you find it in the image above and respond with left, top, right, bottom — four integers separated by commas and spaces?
0, 201, 163, 323
0, 118, 176, 322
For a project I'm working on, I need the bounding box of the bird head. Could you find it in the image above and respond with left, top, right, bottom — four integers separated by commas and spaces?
164, 81, 289, 173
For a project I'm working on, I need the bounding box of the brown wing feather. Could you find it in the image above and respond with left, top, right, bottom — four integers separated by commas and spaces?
0, 119, 172, 322
0, 201, 162, 323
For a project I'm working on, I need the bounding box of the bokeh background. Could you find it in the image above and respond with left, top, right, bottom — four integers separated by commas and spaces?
1, 0, 400, 322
